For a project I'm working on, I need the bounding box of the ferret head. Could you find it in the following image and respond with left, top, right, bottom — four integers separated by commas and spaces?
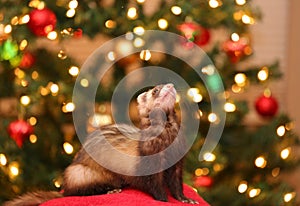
137, 83, 176, 117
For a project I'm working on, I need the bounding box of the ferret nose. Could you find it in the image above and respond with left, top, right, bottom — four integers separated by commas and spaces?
165, 83, 174, 89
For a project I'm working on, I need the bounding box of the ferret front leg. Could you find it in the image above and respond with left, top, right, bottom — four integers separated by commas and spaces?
164, 162, 199, 204
134, 174, 168, 202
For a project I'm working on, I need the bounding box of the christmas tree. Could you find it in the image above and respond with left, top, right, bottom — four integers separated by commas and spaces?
0, 0, 299, 205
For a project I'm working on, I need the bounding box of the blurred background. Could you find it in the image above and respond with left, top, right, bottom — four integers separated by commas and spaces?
0, 0, 299, 205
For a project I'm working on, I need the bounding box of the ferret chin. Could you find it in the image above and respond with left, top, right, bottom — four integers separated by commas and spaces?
4, 83, 198, 206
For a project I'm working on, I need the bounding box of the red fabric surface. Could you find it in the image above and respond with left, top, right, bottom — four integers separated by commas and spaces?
41, 184, 210, 206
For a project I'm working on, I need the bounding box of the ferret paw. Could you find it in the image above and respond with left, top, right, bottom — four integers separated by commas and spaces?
179, 197, 199, 204
107, 189, 122, 194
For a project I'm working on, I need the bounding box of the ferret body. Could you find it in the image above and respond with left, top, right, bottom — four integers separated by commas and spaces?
4, 83, 197, 205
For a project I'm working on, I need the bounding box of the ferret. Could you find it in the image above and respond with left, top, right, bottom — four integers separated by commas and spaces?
4, 83, 198, 205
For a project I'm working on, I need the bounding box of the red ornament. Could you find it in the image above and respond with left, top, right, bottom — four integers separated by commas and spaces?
27, 8, 57, 36
19, 51, 36, 69
7, 120, 34, 148
255, 94, 278, 117
73, 29, 83, 38
178, 22, 210, 48
223, 39, 247, 63
194, 176, 213, 188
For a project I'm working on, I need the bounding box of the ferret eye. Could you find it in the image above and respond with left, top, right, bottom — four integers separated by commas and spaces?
152, 88, 159, 96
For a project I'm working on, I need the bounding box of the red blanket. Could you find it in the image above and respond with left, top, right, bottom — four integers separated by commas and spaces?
41, 184, 209, 206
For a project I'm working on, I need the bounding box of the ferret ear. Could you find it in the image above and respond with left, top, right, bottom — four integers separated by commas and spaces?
137, 92, 146, 105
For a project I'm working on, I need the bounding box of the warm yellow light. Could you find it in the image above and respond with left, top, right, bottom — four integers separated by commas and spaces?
107, 51, 116, 61
158, 19, 168, 30
234, 73, 247, 86
187, 88, 202, 102
280, 147, 291, 160
209, 0, 220, 8
236, 0, 246, 5
133, 26, 145, 35
11, 16, 19, 25
50, 83, 59, 94
54, 179, 62, 188
176, 94, 181, 103
20, 95, 31, 106
187, 88, 199, 98
257, 67, 269, 81
68, 66, 79, 77
0, 154, 7, 166
271, 167, 280, 177
202, 168, 210, 175
66, 9, 76, 18
195, 168, 203, 176
29, 0, 41, 8
137, 0, 145, 3
232, 84, 242, 93
15, 68, 25, 79
63, 102, 75, 113
140, 50, 151, 61
277, 125, 286, 137
263, 88, 272, 97
40, 87, 49, 96
28, 116, 37, 126
63, 142, 74, 154
249, 188, 261, 198
224, 102, 236, 112
242, 14, 251, 24
284, 192, 296, 203
47, 31, 58, 40
202, 65, 215, 75
196, 110, 203, 119
127, 7, 138, 19
32, 71, 39, 80
21, 80, 29, 87
19, 39, 28, 50
195, 168, 210, 176
171, 6, 182, 15
58, 50, 67, 60
255, 156, 267, 168
116, 40, 133, 55
61, 28, 72, 36
244, 46, 252, 55
89, 114, 112, 127
208, 113, 218, 123
20, 15, 30, 24
99, 114, 112, 126
37, 1, 45, 9
233, 11, 243, 20
69, 0, 78, 9
133, 37, 145, 47
285, 122, 294, 131
9, 162, 19, 177
125, 32, 134, 40
80, 79, 89, 87
29, 134, 37, 143
193, 94, 203, 103
231, 33, 240, 42
4, 24, 12, 34
105, 20, 116, 29
238, 181, 248, 193
213, 163, 223, 172
203, 152, 216, 162
242, 14, 254, 24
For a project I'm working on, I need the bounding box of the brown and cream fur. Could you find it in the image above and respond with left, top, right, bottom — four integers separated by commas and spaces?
4, 83, 197, 205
